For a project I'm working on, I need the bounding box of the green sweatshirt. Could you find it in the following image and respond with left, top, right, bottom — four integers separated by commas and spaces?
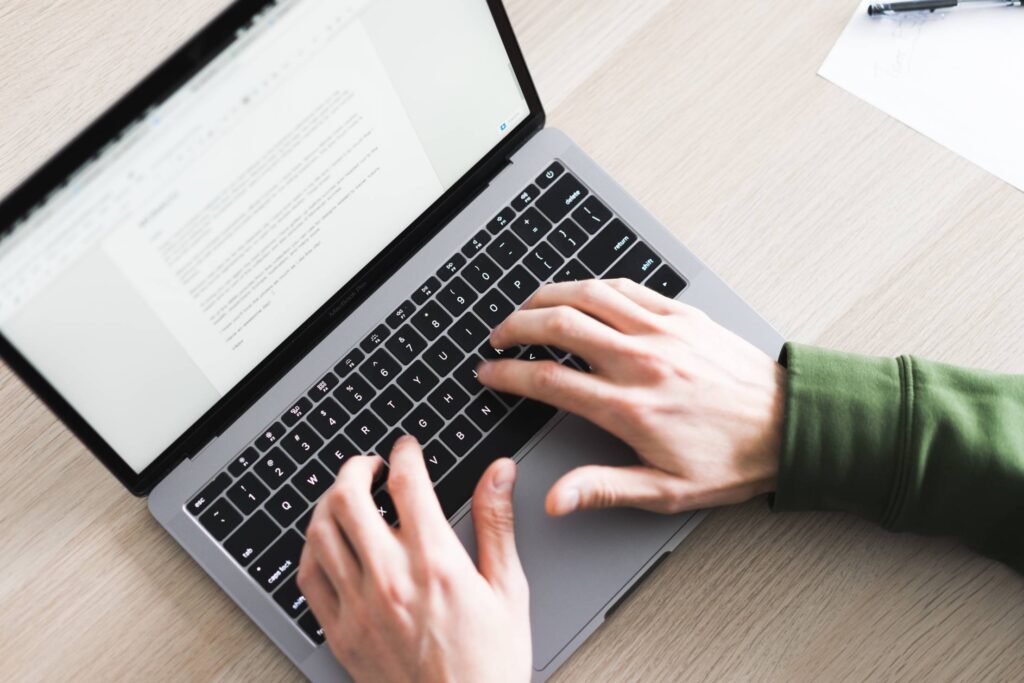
773, 343, 1024, 574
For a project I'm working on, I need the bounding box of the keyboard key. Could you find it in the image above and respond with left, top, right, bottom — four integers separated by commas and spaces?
461, 229, 491, 258
360, 323, 390, 353
292, 460, 334, 502
308, 397, 346, 439
453, 357, 485, 396
423, 441, 457, 482
553, 259, 594, 283
319, 433, 360, 473
548, 218, 589, 257
427, 379, 470, 420
521, 346, 556, 363
297, 611, 326, 644
466, 392, 508, 432
249, 529, 303, 592
282, 397, 312, 428
228, 447, 259, 477
486, 233, 528, 268
423, 336, 461, 377
273, 576, 309, 619
226, 472, 270, 515
187, 472, 232, 516
578, 219, 637, 275
439, 415, 483, 457
436, 253, 466, 281
295, 506, 314, 536
255, 422, 286, 452
511, 184, 539, 211
473, 290, 515, 328
307, 372, 339, 404
254, 448, 297, 489
497, 265, 540, 304
385, 325, 427, 365
436, 276, 478, 317
397, 360, 439, 401
462, 254, 502, 293
487, 207, 516, 234
606, 242, 662, 283
401, 404, 444, 443
449, 312, 489, 352
410, 301, 453, 341
645, 264, 687, 298
479, 342, 520, 361
535, 161, 565, 189
510, 207, 552, 246
435, 400, 557, 518
198, 498, 242, 541
572, 196, 613, 234
334, 374, 376, 413
267, 484, 306, 527
536, 173, 589, 223
282, 422, 323, 463
371, 385, 413, 426
334, 348, 364, 378
413, 276, 441, 305
385, 300, 416, 329
523, 242, 564, 281
361, 349, 401, 389
345, 410, 388, 451
224, 510, 280, 566
373, 489, 398, 526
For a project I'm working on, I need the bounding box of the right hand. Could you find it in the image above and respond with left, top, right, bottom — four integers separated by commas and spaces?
477, 278, 785, 516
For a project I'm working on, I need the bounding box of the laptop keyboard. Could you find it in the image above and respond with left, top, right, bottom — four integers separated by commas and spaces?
184, 160, 688, 645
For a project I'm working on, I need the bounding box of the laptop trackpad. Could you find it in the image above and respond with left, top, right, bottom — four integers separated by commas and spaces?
452, 414, 693, 671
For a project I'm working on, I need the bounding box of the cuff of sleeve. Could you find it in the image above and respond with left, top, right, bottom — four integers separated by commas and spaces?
771, 342, 906, 526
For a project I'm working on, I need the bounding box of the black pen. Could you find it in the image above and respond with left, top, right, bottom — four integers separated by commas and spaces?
868, 0, 1023, 15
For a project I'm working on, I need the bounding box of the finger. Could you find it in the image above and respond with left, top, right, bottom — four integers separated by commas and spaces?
477, 359, 622, 433
545, 465, 695, 515
472, 458, 527, 598
520, 280, 660, 333
297, 542, 340, 625
601, 277, 684, 315
304, 494, 361, 596
387, 436, 454, 547
489, 306, 630, 369
327, 455, 398, 571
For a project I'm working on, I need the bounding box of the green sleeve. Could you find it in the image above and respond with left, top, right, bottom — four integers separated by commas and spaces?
772, 342, 1024, 573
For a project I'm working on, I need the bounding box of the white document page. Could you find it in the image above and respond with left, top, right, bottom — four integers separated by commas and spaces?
103, 15, 441, 393
820, 2, 1024, 192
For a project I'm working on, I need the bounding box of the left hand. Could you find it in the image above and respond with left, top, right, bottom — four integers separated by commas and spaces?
297, 436, 532, 683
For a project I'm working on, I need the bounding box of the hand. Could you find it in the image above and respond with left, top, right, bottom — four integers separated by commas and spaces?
477, 278, 784, 516
297, 438, 531, 682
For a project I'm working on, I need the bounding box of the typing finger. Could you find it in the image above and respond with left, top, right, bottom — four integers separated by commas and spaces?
387, 436, 457, 550
489, 306, 631, 372
297, 542, 341, 625
601, 277, 684, 315
326, 455, 398, 574
520, 280, 660, 333
304, 495, 361, 597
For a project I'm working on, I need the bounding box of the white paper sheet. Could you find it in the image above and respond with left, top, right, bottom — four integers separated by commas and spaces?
820, 2, 1024, 192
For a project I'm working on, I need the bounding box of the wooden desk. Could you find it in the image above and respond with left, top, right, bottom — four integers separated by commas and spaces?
1, 0, 1022, 679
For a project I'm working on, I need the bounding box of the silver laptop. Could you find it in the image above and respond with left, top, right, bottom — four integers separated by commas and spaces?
0, 0, 782, 679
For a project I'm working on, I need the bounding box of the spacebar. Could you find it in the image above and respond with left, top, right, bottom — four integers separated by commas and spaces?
437, 400, 558, 519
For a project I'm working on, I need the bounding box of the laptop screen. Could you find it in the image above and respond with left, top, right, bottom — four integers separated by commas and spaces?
0, 0, 530, 474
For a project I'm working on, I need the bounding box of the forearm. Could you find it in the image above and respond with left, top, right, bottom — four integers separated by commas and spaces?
773, 343, 1024, 573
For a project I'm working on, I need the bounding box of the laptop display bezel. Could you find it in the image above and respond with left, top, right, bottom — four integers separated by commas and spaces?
0, 0, 545, 495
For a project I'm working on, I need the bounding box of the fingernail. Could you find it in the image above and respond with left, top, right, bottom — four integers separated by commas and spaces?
493, 459, 516, 491
396, 434, 417, 447
557, 488, 579, 514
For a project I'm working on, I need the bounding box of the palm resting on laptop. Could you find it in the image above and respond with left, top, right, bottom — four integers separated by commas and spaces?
297, 277, 1024, 681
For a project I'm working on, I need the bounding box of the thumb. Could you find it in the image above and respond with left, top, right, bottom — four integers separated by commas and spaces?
471, 458, 527, 597
545, 465, 689, 516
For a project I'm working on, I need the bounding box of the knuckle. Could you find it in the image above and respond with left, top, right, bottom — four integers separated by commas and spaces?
530, 361, 564, 393
386, 467, 413, 494
546, 307, 577, 336
577, 279, 605, 305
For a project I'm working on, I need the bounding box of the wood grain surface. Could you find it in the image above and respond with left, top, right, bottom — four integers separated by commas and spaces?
1, 0, 1022, 680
